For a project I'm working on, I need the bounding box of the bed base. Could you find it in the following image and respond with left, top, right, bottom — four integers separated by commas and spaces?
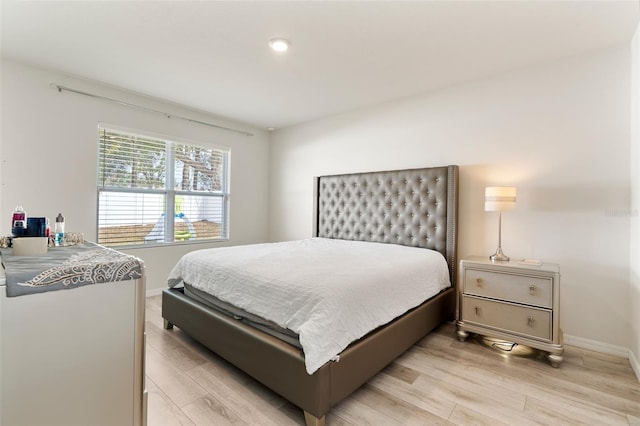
162, 286, 454, 425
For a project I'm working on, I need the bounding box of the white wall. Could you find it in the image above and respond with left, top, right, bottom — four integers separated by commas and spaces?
0, 59, 271, 292
630, 23, 640, 376
270, 45, 632, 349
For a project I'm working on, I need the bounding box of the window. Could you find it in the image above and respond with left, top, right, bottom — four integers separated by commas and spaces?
97, 126, 229, 247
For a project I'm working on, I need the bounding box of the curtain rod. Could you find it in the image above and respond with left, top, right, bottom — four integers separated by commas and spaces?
54, 84, 254, 137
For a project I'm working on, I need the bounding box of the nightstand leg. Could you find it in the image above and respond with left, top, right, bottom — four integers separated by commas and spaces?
547, 353, 563, 368
456, 328, 469, 342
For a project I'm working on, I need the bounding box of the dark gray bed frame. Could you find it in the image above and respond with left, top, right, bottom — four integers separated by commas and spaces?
162, 165, 459, 426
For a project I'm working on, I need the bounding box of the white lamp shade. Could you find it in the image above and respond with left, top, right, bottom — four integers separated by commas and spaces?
485, 187, 516, 212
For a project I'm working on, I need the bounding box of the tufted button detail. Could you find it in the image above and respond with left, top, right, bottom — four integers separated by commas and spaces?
316, 169, 448, 252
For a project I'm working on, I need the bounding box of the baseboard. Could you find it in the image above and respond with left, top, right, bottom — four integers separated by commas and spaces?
146, 288, 164, 297
630, 349, 640, 383
563, 334, 630, 358
564, 333, 640, 383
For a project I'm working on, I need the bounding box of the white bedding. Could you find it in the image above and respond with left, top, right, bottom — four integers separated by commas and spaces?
167, 238, 450, 374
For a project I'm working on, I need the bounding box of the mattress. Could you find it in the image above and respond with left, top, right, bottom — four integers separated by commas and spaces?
168, 238, 450, 374
183, 283, 302, 349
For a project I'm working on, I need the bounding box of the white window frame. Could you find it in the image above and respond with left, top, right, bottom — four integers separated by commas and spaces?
97, 125, 230, 248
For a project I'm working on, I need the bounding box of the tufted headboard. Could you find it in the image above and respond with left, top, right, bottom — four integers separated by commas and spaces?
313, 165, 459, 283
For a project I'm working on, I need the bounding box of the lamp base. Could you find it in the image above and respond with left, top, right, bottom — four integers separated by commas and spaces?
490, 247, 510, 262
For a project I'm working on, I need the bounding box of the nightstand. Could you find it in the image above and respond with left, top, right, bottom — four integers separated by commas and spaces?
456, 256, 564, 367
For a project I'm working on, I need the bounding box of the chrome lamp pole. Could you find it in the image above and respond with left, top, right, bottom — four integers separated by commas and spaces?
485, 187, 516, 262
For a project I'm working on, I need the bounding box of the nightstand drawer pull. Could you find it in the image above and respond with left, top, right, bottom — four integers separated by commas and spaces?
529, 285, 536, 295
527, 316, 535, 327
475, 306, 482, 316
476, 277, 483, 287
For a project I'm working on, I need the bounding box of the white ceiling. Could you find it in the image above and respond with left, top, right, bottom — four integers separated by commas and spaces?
2, 1, 638, 130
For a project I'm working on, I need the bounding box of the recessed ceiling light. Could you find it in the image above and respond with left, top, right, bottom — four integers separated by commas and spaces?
269, 38, 290, 53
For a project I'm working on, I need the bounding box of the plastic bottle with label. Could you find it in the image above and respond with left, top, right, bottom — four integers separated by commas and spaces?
54, 213, 65, 246
11, 206, 26, 237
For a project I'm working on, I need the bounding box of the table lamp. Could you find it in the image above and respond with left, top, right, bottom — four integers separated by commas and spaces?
485, 186, 516, 262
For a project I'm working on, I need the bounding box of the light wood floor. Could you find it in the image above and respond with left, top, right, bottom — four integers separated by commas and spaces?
145, 295, 640, 425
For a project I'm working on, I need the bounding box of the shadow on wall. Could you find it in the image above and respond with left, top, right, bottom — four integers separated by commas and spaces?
630, 268, 640, 365
455, 165, 633, 260
560, 257, 631, 348
527, 186, 632, 214
457, 164, 630, 214
457, 163, 531, 257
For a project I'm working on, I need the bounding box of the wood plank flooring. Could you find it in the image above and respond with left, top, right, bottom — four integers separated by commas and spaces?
145, 296, 640, 425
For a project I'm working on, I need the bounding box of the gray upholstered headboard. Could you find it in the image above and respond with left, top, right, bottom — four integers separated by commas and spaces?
313, 165, 459, 283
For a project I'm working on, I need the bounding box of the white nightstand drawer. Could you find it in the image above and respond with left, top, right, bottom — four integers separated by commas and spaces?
464, 269, 552, 308
461, 295, 552, 341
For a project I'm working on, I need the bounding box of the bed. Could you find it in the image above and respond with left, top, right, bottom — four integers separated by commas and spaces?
162, 165, 459, 426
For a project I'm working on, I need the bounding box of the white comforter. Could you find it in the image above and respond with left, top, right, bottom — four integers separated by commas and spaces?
167, 238, 450, 374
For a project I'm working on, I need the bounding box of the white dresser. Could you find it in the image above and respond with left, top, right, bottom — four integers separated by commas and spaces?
0, 249, 147, 425
456, 256, 563, 367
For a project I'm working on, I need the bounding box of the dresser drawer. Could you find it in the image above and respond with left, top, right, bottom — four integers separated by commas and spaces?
464, 268, 552, 308
461, 295, 552, 341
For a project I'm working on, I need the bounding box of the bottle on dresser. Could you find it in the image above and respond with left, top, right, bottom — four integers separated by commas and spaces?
54, 213, 65, 246
11, 206, 26, 237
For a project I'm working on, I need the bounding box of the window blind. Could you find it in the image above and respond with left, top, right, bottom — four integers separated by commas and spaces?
97, 127, 229, 247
